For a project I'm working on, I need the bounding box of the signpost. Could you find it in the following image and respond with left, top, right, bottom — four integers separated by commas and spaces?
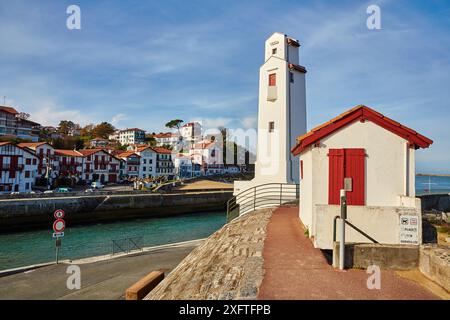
339, 189, 347, 270
52, 209, 65, 264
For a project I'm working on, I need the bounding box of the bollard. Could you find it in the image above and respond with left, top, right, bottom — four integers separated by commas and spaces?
339, 189, 347, 270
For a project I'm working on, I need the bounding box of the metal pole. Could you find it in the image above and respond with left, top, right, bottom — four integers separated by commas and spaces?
55, 237, 60, 264
339, 189, 347, 270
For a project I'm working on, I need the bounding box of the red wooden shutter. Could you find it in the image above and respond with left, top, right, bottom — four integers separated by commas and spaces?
344, 149, 365, 205
300, 160, 303, 179
269, 73, 276, 86
328, 149, 344, 205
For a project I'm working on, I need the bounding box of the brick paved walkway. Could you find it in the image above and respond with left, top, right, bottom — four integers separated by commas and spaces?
258, 206, 440, 300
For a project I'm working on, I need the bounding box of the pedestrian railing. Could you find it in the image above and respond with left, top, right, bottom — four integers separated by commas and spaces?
332, 215, 378, 244
111, 236, 144, 255
226, 183, 299, 223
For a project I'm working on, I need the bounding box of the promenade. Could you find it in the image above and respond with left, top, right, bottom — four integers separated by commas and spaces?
0, 240, 201, 300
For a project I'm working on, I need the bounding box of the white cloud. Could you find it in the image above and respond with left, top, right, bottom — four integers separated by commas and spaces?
111, 113, 128, 127
241, 116, 257, 129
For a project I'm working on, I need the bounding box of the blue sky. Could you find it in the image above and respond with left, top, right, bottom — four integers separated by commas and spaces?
0, 0, 449, 173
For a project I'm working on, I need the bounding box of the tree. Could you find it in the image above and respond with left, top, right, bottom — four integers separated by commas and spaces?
91, 122, 115, 139
58, 120, 77, 135
81, 124, 95, 137
165, 119, 184, 131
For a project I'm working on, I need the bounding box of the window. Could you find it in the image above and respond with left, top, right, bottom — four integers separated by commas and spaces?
25, 171, 30, 178
269, 73, 276, 86
32, 159, 37, 165
269, 122, 275, 133
26, 158, 31, 165
272, 48, 277, 55
290, 72, 294, 83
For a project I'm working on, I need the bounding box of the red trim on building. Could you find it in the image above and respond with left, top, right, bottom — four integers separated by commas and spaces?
291, 105, 433, 156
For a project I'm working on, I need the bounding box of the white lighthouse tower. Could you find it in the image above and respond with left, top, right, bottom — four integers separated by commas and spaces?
234, 32, 307, 195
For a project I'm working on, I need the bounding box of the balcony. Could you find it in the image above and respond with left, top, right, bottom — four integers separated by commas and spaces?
1, 164, 24, 171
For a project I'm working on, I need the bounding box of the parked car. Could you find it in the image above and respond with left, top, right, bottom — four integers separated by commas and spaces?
43, 190, 54, 194
55, 187, 73, 193
91, 181, 104, 189
85, 188, 95, 193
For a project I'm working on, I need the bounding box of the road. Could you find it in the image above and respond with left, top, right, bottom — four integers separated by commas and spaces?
0, 241, 199, 300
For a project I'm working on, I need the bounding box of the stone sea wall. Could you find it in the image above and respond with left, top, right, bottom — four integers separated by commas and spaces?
0, 191, 233, 231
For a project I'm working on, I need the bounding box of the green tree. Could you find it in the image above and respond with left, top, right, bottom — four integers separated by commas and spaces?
91, 122, 115, 139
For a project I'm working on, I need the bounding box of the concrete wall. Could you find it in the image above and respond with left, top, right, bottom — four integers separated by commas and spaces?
333, 243, 419, 270
314, 203, 422, 250
0, 191, 232, 231
419, 245, 450, 292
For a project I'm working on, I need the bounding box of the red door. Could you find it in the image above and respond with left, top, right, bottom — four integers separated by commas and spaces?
109, 174, 117, 183
328, 149, 344, 205
328, 148, 365, 206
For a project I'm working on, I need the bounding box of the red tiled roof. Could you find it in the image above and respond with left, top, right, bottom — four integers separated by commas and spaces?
152, 147, 172, 154
55, 149, 83, 157
78, 149, 103, 156
18, 142, 49, 149
154, 132, 178, 138
0, 142, 10, 146
291, 105, 433, 156
118, 151, 141, 158
0, 106, 19, 114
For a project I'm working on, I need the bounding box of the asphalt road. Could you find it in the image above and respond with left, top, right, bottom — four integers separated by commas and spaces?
0, 243, 197, 300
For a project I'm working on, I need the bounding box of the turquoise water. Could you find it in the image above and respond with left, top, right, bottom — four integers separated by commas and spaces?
0, 211, 226, 271
416, 175, 450, 195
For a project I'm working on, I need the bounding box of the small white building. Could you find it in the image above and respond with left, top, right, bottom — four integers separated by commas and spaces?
154, 132, 179, 147
54, 149, 84, 183
291, 105, 433, 249
78, 149, 122, 183
118, 151, 141, 179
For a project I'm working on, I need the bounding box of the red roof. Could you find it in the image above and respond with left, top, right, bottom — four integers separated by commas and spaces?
291, 105, 433, 156
0, 142, 11, 146
78, 149, 103, 156
118, 151, 141, 158
0, 106, 19, 114
152, 147, 172, 154
18, 142, 49, 149
55, 149, 83, 157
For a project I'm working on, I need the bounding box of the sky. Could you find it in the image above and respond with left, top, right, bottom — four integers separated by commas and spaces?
0, 0, 449, 173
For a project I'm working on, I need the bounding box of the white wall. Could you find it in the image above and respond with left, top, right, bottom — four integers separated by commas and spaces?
313, 202, 422, 249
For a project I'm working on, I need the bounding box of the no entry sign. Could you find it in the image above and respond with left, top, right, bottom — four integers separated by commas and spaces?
54, 209, 65, 219
53, 219, 66, 233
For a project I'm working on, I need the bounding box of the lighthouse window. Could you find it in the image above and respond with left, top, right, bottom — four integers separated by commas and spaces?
269, 73, 276, 86
272, 48, 277, 55
269, 122, 275, 133
290, 72, 294, 83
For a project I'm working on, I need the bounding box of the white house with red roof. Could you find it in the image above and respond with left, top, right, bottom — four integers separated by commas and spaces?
181, 122, 202, 143
18, 142, 56, 183
118, 151, 142, 179
0, 106, 41, 141
78, 149, 122, 183
53, 149, 84, 182
291, 105, 433, 249
153, 132, 180, 147
0, 142, 39, 193
189, 139, 224, 175
153, 147, 174, 177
